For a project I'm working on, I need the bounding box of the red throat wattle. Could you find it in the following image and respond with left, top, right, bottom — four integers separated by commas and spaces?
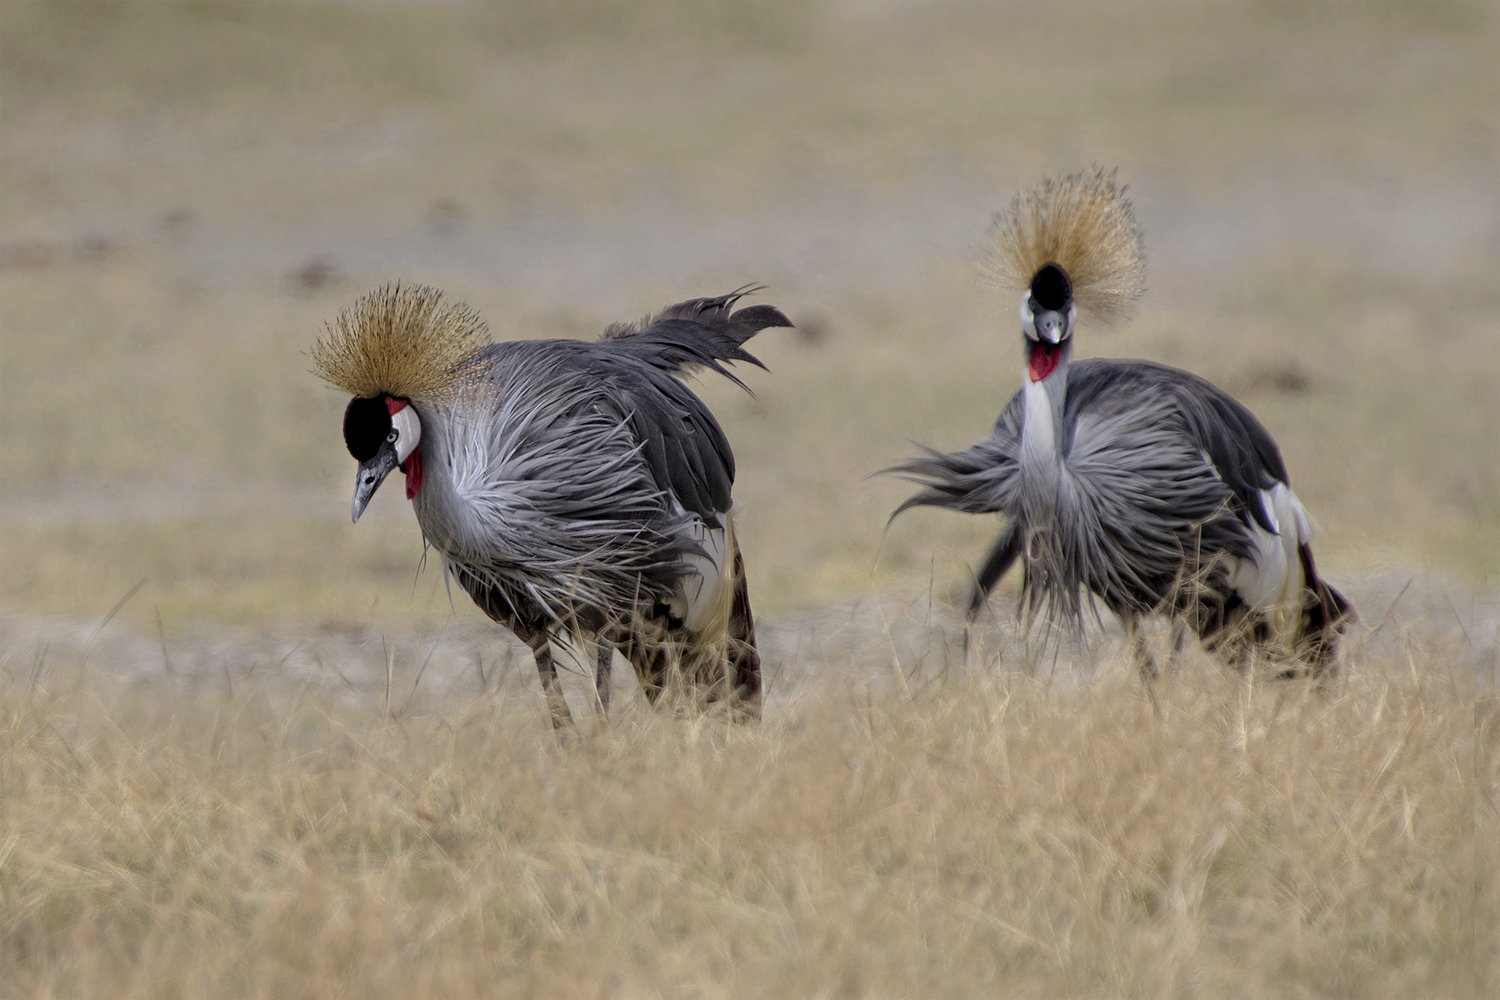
1028, 342, 1061, 382
402, 450, 423, 499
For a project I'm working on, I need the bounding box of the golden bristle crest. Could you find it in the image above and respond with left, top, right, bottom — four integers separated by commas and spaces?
983, 166, 1147, 324
311, 283, 489, 402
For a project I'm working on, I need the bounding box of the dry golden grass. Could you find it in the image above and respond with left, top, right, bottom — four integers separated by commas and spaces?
4, 649, 1496, 998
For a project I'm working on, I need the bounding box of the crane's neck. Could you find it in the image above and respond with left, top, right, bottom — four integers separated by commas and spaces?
406, 402, 504, 564
1019, 344, 1072, 489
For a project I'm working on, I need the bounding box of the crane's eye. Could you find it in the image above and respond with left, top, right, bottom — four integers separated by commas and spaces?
386, 429, 399, 443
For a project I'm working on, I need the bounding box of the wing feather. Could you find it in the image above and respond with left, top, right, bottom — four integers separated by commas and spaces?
1067, 360, 1290, 532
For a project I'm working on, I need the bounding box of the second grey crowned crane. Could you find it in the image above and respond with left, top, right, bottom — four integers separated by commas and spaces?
313, 285, 790, 727
890, 168, 1351, 677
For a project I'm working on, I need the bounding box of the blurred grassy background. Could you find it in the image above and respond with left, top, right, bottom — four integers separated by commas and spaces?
1, 0, 1496, 633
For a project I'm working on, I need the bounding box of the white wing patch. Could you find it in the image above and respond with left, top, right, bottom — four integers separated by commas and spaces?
669, 509, 735, 636
1224, 483, 1315, 637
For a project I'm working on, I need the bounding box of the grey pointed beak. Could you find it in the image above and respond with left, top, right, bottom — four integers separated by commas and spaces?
1034, 309, 1068, 345
351, 446, 399, 523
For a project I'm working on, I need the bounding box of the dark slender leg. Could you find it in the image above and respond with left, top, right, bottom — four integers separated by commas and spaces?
967, 524, 1023, 622
1124, 614, 1159, 682
1189, 592, 1255, 674
594, 639, 613, 717
1123, 614, 1163, 719
624, 640, 670, 707
517, 625, 573, 731
1169, 620, 1186, 658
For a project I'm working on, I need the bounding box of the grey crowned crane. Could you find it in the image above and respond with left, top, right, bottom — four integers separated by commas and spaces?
890, 168, 1352, 677
313, 284, 789, 726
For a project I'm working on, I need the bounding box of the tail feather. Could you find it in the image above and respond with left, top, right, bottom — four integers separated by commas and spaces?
600, 286, 792, 390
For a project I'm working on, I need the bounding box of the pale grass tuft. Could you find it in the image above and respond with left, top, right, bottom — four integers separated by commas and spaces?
4, 648, 1496, 998
983, 166, 1147, 324
310, 283, 490, 402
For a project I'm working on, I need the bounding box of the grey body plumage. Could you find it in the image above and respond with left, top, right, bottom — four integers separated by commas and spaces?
317, 285, 788, 726
891, 169, 1351, 675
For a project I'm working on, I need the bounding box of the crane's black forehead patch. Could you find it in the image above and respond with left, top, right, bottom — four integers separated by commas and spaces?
1030, 262, 1073, 312
343, 395, 392, 461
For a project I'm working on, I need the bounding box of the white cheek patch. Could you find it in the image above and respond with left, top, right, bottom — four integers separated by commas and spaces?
390, 405, 422, 465
1019, 293, 1037, 341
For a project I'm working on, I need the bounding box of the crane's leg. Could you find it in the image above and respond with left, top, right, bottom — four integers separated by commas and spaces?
516, 625, 574, 732
594, 639, 613, 717
1123, 614, 1160, 683
1169, 620, 1186, 658
619, 631, 670, 708
1186, 591, 1255, 674
1123, 613, 1163, 719
967, 524, 1023, 622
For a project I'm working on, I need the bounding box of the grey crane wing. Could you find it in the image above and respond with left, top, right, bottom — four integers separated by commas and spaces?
1065, 359, 1290, 532
533, 350, 737, 528
627, 368, 737, 524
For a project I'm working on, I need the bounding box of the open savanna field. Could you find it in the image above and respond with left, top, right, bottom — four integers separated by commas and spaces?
2, 1, 1497, 996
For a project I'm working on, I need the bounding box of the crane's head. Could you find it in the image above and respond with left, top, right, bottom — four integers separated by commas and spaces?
984, 166, 1146, 381
1020, 262, 1076, 382
311, 283, 490, 523
344, 394, 423, 522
